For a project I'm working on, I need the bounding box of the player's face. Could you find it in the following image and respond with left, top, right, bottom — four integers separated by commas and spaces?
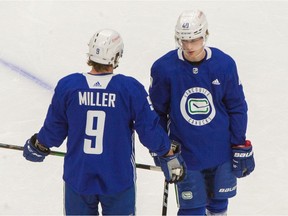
181, 37, 205, 61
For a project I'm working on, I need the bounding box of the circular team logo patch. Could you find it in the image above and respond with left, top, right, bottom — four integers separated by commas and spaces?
180, 87, 216, 126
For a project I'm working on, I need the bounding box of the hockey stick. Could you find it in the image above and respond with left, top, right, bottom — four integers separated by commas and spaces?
0, 142, 161, 171
1, 142, 167, 214
0, 142, 66, 157
162, 180, 169, 216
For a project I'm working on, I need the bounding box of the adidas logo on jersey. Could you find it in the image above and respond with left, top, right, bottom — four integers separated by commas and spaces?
93, 81, 102, 87
212, 79, 220, 85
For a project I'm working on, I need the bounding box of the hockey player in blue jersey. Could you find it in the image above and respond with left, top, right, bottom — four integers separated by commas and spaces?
22, 29, 186, 215
149, 10, 255, 215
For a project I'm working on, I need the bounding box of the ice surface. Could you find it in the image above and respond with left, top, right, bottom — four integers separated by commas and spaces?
0, 1, 288, 215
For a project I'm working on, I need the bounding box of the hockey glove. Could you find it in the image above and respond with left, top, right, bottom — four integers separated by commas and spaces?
150, 140, 181, 166
23, 134, 50, 162
232, 140, 255, 178
158, 140, 186, 183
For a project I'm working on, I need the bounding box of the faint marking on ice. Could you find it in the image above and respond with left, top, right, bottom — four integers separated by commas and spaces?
0, 58, 54, 91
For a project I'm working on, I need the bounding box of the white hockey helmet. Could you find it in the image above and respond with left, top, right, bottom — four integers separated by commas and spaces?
175, 10, 208, 47
88, 29, 124, 68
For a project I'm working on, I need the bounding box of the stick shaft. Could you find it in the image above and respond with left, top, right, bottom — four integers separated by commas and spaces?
162, 180, 169, 215
0, 143, 65, 156
0, 142, 161, 171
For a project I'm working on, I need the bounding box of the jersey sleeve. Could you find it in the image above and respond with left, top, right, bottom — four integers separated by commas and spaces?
223, 60, 248, 145
149, 62, 170, 131
37, 80, 68, 148
129, 79, 170, 156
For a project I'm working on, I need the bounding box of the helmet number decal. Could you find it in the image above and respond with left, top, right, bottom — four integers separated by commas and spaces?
182, 22, 190, 29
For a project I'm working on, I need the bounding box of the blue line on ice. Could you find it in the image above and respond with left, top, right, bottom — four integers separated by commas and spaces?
0, 58, 54, 91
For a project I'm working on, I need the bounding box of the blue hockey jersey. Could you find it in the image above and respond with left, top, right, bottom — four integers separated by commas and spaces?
37, 72, 170, 195
149, 47, 248, 170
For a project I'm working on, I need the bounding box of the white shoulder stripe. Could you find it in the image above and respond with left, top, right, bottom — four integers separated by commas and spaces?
205, 47, 212, 60
177, 48, 184, 61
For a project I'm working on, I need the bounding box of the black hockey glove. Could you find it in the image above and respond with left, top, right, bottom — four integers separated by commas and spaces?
23, 134, 50, 162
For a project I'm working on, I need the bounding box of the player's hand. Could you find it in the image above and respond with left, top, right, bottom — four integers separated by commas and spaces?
158, 140, 186, 183
232, 140, 255, 178
23, 134, 50, 162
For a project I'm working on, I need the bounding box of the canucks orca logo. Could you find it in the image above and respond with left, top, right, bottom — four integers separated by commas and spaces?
188, 98, 210, 115
180, 87, 216, 126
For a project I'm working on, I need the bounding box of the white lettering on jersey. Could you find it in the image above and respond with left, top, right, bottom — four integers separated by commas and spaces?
79, 92, 116, 107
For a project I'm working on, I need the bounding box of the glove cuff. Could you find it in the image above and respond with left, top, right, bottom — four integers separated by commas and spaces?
232, 140, 252, 149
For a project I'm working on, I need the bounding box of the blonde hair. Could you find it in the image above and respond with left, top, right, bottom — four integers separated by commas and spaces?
87, 59, 112, 72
